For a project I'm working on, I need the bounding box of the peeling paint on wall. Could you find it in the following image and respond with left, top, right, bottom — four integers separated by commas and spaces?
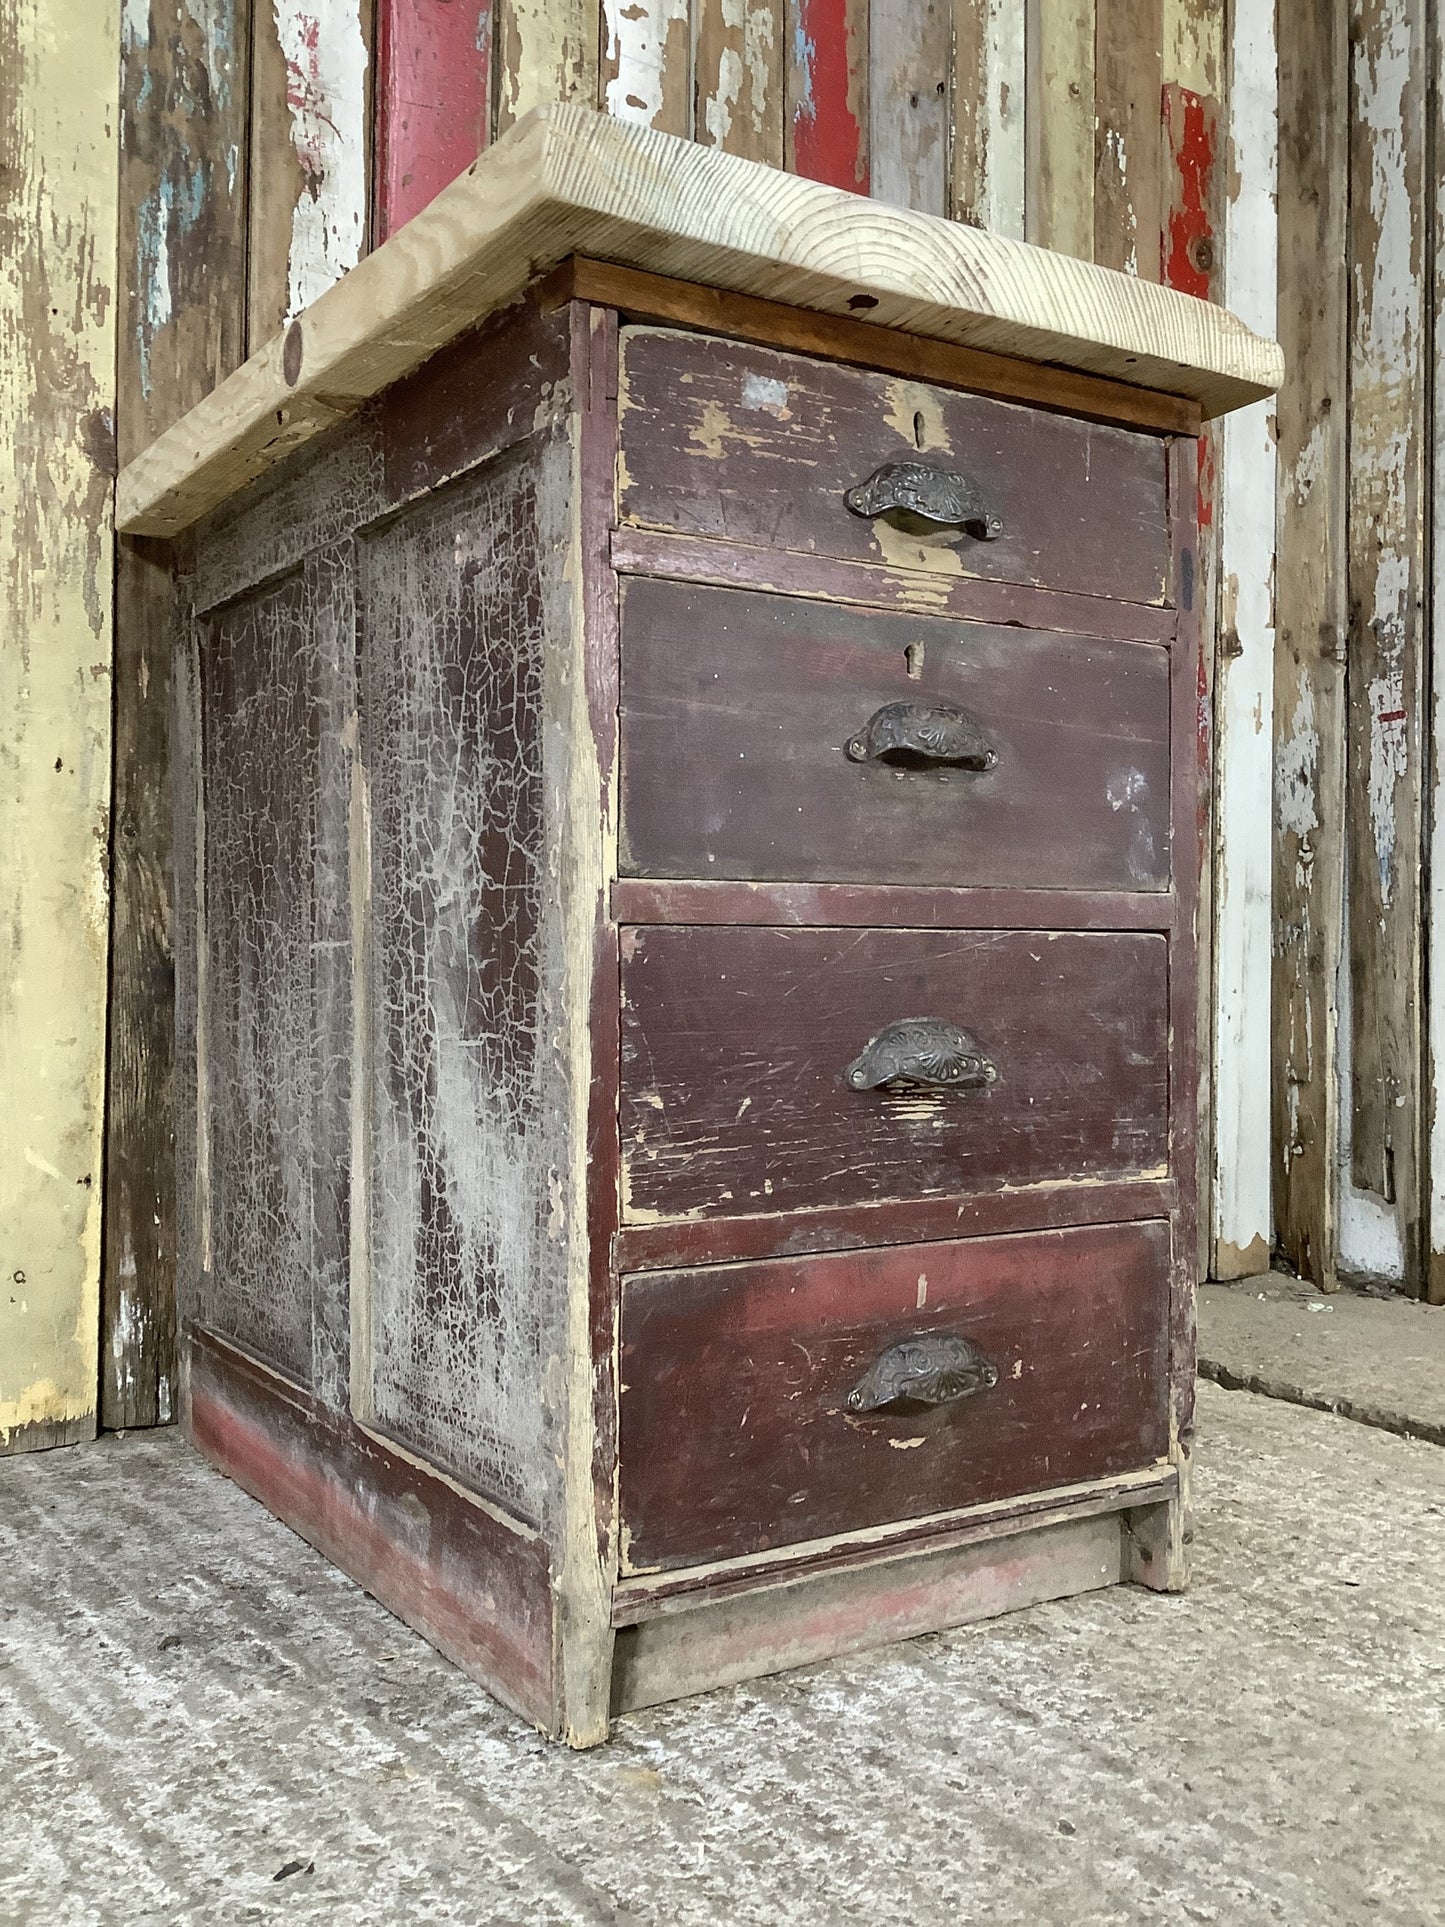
273, 2, 370, 320
0, 0, 120, 1450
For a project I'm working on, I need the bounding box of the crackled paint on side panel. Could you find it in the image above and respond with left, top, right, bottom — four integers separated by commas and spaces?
376, 0, 492, 239
1211, 7, 1275, 1280
0, 0, 120, 1451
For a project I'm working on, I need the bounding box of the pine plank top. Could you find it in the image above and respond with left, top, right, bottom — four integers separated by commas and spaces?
116, 103, 1284, 537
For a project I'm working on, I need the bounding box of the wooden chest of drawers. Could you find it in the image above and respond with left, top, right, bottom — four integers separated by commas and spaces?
119, 107, 1280, 1745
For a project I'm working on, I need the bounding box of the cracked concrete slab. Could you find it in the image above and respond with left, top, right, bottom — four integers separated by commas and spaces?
1199, 1276, 1445, 1443
1, 1381, 1443, 1927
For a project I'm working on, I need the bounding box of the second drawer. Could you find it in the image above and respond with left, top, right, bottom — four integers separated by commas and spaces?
619, 924, 1170, 1222
618, 577, 1172, 892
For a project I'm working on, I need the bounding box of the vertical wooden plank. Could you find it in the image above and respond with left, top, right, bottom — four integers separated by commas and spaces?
603, 0, 691, 135
869, 0, 950, 213
1272, 0, 1348, 1292
375, 0, 492, 241
1094, 0, 1163, 277
786, 0, 869, 190
248, 0, 375, 346
1025, 0, 1095, 259
494, 0, 598, 132
1430, 7, 1445, 1302
1159, 68, 1222, 1285
953, 0, 1026, 234
696, 0, 785, 165
109, 3, 251, 1428
1211, 0, 1276, 1278
1346, 0, 1426, 1290
0, 0, 120, 1451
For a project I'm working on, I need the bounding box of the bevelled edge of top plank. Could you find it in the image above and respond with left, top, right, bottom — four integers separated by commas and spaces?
116, 103, 1284, 537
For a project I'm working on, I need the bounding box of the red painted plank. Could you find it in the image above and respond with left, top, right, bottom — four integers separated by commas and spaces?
376, 0, 493, 240
786, 0, 868, 191
1161, 84, 1219, 300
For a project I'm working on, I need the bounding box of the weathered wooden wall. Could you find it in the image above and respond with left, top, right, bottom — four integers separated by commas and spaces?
0, 0, 120, 1452
1272, 0, 1443, 1303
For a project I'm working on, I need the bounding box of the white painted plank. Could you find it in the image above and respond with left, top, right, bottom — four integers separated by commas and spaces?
1429, 4, 1445, 1299
965, 0, 1027, 239
273, 0, 371, 321
602, 0, 691, 133
1212, 0, 1277, 1277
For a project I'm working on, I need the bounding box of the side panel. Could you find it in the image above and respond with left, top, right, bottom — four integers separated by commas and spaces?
200, 564, 354, 1389
357, 439, 568, 1518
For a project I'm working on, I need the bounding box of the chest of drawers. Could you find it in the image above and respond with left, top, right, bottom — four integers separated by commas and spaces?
119, 106, 1280, 1746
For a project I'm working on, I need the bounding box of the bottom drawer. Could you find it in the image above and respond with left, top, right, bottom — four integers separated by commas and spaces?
618, 1221, 1171, 1573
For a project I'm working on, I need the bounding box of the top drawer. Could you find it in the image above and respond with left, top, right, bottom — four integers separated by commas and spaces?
617, 328, 1173, 608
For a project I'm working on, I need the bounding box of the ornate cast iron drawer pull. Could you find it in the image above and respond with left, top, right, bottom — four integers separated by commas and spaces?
844, 1017, 998, 1093
846, 1332, 999, 1413
844, 459, 1002, 540
845, 699, 996, 769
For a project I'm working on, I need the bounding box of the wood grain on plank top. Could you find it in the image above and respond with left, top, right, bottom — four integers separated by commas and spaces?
117, 102, 1283, 537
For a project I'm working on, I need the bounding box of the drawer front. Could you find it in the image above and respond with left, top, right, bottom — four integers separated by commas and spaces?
620, 926, 1169, 1222
619, 1221, 1171, 1571
619, 577, 1171, 891
617, 328, 1172, 606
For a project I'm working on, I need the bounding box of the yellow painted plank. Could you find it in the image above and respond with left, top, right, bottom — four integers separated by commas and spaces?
0, 0, 120, 1450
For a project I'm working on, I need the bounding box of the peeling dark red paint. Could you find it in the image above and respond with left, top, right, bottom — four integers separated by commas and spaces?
1162, 85, 1218, 302
376, 0, 493, 239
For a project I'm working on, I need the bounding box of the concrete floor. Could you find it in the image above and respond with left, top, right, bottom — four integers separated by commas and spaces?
3, 1374, 1443, 1927
1200, 1274, 1445, 1443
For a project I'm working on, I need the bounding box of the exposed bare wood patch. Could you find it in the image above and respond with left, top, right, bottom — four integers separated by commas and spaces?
1026, 0, 1096, 260
1094, 0, 1163, 279
869, 0, 951, 214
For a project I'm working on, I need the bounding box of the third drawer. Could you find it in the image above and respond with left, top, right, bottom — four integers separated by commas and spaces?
619, 923, 1170, 1222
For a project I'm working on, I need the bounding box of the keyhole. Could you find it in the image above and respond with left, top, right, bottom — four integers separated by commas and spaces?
913, 410, 926, 449
905, 641, 925, 680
